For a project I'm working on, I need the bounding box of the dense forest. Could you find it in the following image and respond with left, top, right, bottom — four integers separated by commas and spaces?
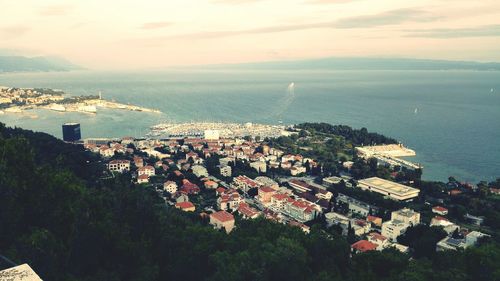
1, 123, 499, 281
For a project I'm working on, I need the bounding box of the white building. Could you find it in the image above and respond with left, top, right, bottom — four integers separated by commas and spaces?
138, 165, 155, 177
391, 208, 420, 226
250, 161, 267, 173
108, 159, 131, 173
382, 220, 410, 242
163, 181, 178, 194
357, 177, 420, 201
192, 165, 209, 177
219, 165, 232, 177
204, 129, 220, 140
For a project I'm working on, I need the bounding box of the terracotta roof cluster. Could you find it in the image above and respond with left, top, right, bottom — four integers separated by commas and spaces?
180, 180, 200, 194
367, 232, 387, 242
259, 185, 275, 193
238, 202, 260, 218
234, 175, 260, 188
219, 189, 241, 203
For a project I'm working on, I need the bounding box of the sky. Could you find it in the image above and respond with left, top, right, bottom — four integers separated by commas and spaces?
1, 0, 499, 70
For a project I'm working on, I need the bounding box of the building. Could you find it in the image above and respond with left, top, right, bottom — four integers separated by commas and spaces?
288, 179, 312, 193
257, 186, 276, 204
357, 177, 420, 201
381, 220, 410, 242
180, 180, 201, 195
218, 189, 243, 211
391, 208, 420, 226
137, 174, 149, 184
163, 181, 178, 194
323, 176, 343, 186
367, 232, 389, 250
432, 206, 449, 215
62, 122, 81, 142
250, 161, 267, 173
351, 240, 378, 253
175, 201, 195, 212
232, 175, 260, 193
219, 165, 232, 177
204, 129, 220, 140
108, 159, 131, 173
430, 216, 459, 234
336, 194, 374, 217
0, 264, 43, 281
138, 165, 155, 177
210, 211, 235, 233
192, 165, 209, 177
237, 202, 260, 219
283, 198, 321, 222
254, 176, 279, 190
367, 215, 383, 227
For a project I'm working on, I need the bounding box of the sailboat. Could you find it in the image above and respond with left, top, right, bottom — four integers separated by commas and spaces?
414, 108, 418, 114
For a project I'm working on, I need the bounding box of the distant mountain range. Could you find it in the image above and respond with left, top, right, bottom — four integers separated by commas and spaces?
207, 57, 500, 71
0, 56, 82, 72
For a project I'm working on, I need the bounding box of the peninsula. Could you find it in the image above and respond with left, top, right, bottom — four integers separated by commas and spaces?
0, 86, 161, 114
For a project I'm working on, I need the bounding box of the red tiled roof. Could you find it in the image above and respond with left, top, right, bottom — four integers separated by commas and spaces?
367, 215, 381, 222
211, 210, 234, 223
259, 186, 275, 193
367, 232, 387, 242
432, 206, 448, 212
351, 240, 378, 252
176, 201, 195, 209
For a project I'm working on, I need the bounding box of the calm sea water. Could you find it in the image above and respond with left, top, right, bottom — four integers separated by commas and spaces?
0, 69, 499, 183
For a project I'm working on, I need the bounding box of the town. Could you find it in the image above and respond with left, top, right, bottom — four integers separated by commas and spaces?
79, 122, 494, 256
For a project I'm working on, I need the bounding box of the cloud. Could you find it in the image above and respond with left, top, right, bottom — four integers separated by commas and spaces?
0, 25, 31, 40
39, 4, 73, 16
141, 22, 174, 30
307, 0, 361, 4
137, 8, 438, 42
405, 24, 500, 38
335, 8, 438, 28
211, 0, 264, 4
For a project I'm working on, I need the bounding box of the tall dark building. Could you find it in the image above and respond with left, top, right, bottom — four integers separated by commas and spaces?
62, 123, 81, 142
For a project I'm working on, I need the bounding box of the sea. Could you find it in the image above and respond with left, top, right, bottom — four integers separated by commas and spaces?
0, 69, 499, 183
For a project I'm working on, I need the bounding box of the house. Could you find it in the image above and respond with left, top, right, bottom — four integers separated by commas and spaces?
237, 202, 260, 219
108, 159, 131, 173
218, 189, 243, 211
137, 174, 149, 184
257, 186, 276, 204
367, 215, 383, 227
323, 176, 343, 186
351, 240, 378, 253
99, 145, 115, 158
288, 221, 311, 234
430, 216, 459, 234
432, 206, 449, 216
163, 181, 178, 194
134, 156, 144, 167
315, 189, 333, 201
336, 194, 374, 217
138, 165, 155, 177
180, 180, 201, 195
366, 232, 389, 250
204, 180, 219, 189
352, 219, 371, 236
270, 193, 294, 212
175, 201, 196, 212
464, 213, 484, 226
192, 165, 209, 177
210, 211, 235, 233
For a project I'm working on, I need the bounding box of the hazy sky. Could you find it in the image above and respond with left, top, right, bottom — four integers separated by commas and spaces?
1, 0, 499, 69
